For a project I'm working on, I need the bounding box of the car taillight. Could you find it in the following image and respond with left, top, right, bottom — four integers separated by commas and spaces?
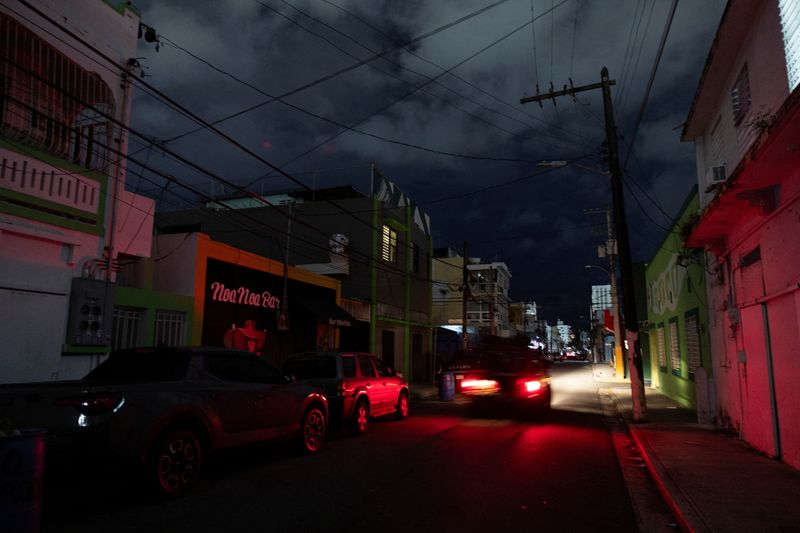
55, 394, 125, 415
523, 380, 542, 393
461, 379, 499, 391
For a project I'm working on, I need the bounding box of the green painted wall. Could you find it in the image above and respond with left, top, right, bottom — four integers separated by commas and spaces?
113, 286, 195, 344
645, 187, 711, 409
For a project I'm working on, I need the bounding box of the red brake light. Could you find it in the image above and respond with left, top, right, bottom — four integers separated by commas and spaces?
55, 394, 124, 415
522, 380, 542, 392
461, 379, 499, 391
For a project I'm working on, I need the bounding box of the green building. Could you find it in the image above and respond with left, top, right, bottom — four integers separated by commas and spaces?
645, 187, 711, 409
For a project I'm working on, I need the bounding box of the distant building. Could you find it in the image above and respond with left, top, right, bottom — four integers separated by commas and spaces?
467, 261, 512, 337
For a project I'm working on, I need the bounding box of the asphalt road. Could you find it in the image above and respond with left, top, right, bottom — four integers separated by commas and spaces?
39, 363, 669, 532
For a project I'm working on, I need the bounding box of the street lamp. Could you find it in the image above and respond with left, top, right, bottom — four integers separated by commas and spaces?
537, 160, 610, 176
585, 264, 622, 369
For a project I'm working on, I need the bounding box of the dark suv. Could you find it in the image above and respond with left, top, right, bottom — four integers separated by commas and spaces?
282, 351, 410, 434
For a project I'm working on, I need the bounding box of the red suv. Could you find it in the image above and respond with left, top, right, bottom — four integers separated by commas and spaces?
282, 351, 410, 434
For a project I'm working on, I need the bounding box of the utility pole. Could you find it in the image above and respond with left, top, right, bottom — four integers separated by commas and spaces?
521, 67, 646, 421
585, 208, 623, 377
462, 241, 469, 349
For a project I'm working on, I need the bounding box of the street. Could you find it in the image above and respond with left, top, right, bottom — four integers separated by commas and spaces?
40, 363, 672, 532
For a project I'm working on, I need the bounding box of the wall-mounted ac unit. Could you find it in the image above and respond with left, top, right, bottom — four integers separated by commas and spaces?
706, 165, 726, 184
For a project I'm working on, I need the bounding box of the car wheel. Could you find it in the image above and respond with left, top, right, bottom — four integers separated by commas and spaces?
299, 406, 326, 453
150, 428, 203, 498
351, 399, 369, 435
395, 392, 409, 420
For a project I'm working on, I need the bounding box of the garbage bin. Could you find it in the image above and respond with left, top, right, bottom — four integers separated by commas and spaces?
438, 372, 455, 401
0, 429, 46, 533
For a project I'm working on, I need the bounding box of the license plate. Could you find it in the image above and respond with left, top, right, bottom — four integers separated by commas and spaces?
455, 374, 464, 380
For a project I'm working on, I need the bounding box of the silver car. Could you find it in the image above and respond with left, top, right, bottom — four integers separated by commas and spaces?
0, 346, 328, 497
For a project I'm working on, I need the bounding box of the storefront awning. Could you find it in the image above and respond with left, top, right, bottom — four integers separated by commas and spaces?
295, 298, 356, 327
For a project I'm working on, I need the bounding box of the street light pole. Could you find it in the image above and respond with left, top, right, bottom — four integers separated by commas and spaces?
585, 264, 622, 370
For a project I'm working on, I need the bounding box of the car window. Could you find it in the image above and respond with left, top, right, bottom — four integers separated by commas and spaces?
341, 355, 356, 378
283, 356, 337, 379
374, 358, 393, 378
83, 348, 190, 382
358, 355, 377, 378
238, 357, 283, 384
206, 354, 283, 384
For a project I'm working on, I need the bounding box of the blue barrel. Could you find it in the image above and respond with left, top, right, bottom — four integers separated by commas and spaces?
0, 430, 46, 533
438, 372, 455, 401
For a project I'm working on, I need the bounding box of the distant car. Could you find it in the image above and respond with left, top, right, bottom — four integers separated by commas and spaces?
440, 341, 551, 414
282, 351, 409, 435
0, 347, 328, 497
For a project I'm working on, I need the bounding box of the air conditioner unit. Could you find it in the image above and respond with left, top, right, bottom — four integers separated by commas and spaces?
706, 165, 726, 184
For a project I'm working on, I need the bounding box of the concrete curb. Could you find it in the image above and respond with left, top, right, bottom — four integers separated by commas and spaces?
599, 380, 707, 533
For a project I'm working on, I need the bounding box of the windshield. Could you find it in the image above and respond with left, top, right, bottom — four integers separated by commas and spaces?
83, 348, 191, 382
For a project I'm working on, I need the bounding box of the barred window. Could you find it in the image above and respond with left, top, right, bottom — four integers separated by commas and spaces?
685, 311, 702, 380
112, 307, 142, 351
0, 13, 115, 171
155, 311, 186, 347
381, 225, 397, 263
669, 319, 681, 376
731, 64, 751, 127
657, 325, 667, 371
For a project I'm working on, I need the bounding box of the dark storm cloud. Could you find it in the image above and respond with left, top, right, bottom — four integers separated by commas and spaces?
128, 0, 726, 324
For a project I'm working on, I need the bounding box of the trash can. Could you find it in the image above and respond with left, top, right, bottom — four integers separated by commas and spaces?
0, 429, 46, 533
438, 372, 455, 401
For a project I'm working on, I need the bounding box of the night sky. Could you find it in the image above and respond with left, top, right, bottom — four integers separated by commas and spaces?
127, 0, 726, 327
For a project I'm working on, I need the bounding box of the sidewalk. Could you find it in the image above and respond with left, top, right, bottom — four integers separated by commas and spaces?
594, 364, 800, 533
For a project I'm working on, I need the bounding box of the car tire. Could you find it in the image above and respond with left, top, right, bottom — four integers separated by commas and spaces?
395, 392, 409, 420
299, 406, 326, 453
149, 428, 203, 498
351, 399, 369, 435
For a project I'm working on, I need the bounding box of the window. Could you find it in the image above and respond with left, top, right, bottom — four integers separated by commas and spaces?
358, 354, 377, 378
381, 225, 397, 263
206, 354, 283, 384
0, 13, 115, 170
283, 355, 338, 379
111, 307, 142, 351
412, 243, 420, 274
779, 0, 800, 91
685, 311, 702, 380
669, 319, 681, 376
342, 355, 356, 378
84, 348, 191, 382
731, 64, 751, 127
656, 325, 667, 371
375, 358, 393, 377
155, 311, 186, 346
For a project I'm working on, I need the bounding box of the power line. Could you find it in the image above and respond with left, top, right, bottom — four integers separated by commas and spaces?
320, 0, 592, 146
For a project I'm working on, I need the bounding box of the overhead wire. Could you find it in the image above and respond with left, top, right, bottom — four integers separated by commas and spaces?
268, 0, 591, 148
153, 0, 519, 145
3, 50, 599, 294
319, 0, 594, 146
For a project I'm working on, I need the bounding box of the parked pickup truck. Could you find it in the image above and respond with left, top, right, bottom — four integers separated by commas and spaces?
0, 346, 329, 497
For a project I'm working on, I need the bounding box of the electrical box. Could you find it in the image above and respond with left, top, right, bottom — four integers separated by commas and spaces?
65, 277, 115, 346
